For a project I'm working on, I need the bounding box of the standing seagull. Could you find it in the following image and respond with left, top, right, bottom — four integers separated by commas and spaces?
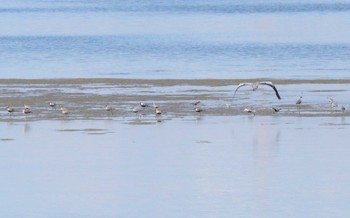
233, 81, 281, 100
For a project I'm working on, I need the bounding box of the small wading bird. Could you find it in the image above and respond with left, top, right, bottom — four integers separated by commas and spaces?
7, 106, 15, 115
152, 103, 159, 109
22, 106, 32, 114
327, 96, 338, 109
272, 107, 281, 113
341, 106, 346, 113
296, 96, 302, 105
105, 104, 113, 115
233, 81, 282, 100
244, 107, 256, 116
140, 102, 149, 107
132, 107, 139, 113
296, 96, 302, 114
49, 102, 56, 108
194, 107, 203, 113
155, 108, 163, 115
60, 106, 69, 115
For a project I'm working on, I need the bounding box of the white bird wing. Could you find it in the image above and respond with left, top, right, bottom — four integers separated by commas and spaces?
258, 81, 282, 100
233, 83, 252, 99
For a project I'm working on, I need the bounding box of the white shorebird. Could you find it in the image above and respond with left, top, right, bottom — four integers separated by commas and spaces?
132, 107, 142, 118
194, 107, 203, 113
132, 107, 139, 113
152, 103, 159, 109
233, 81, 281, 100
105, 104, 113, 115
60, 106, 69, 115
49, 102, 56, 108
244, 107, 256, 115
327, 96, 338, 109
140, 102, 149, 107
7, 106, 15, 115
24, 104, 30, 109
22, 107, 32, 114
155, 108, 163, 115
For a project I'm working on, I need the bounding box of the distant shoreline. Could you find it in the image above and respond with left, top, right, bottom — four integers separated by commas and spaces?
0, 78, 350, 85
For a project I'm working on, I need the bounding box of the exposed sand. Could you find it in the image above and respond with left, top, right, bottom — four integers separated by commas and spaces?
0, 78, 349, 122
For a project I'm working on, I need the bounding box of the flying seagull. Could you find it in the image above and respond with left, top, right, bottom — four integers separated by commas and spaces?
233, 81, 281, 100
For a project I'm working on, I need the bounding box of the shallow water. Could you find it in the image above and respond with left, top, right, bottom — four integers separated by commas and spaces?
1, 117, 350, 218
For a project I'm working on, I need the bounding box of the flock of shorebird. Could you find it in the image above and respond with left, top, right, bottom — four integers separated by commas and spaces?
4, 81, 347, 118
235, 81, 346, 115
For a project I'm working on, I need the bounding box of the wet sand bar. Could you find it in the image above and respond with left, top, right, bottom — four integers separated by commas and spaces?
0, 78, 349, 122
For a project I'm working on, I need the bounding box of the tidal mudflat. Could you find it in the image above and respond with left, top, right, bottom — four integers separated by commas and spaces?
0, 78, 350, 122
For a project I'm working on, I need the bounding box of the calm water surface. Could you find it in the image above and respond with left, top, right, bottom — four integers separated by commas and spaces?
1, 2, 350, 217
0, 117, 350, 218
1, 0, 350, 79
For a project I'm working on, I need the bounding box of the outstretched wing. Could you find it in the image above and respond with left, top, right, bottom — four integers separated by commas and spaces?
259, 81, 281, 100
233, 83, 251, 99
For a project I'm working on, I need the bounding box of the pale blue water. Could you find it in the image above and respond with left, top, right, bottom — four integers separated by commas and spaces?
1, 2, 350, 217
1, 117, 350, 217
1, 0, 350, 79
